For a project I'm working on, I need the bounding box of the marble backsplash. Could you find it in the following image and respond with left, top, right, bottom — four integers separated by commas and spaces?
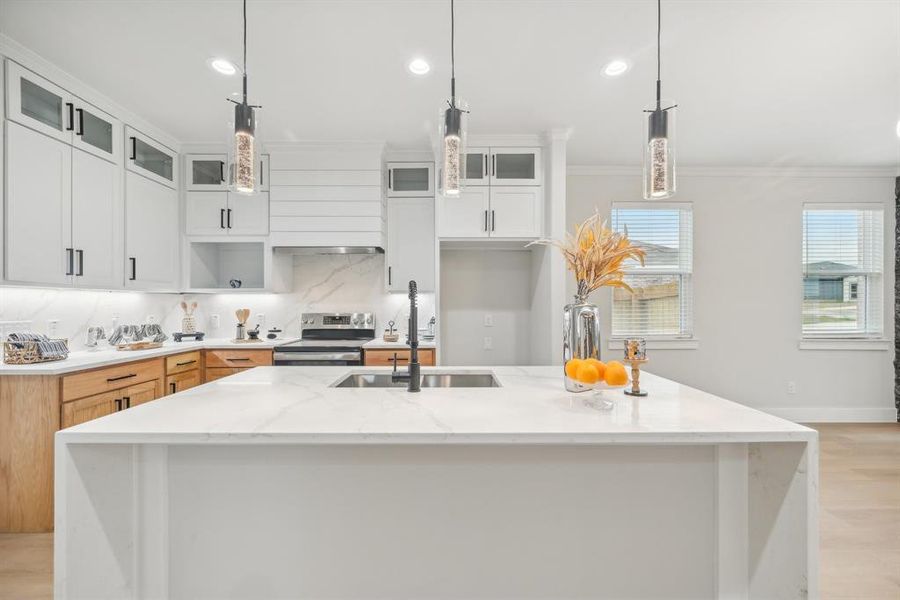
0, 254, 434, 351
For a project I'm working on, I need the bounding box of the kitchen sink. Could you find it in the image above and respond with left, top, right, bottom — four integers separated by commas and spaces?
333, 372, 500, 388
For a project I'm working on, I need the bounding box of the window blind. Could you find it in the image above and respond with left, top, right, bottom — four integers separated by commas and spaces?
610, 203, 693, 338
802, 205, 884, 337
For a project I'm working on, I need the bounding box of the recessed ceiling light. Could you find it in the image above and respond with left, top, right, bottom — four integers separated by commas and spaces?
408, 58, 431, 75
208, 57, 237, 76
602, 59, 629, 77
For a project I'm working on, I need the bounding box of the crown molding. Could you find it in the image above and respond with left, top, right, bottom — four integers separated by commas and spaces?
567, 164, 900, 178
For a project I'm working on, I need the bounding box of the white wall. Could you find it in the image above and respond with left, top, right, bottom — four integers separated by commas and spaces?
440, 249, 534, 366
567, 167, 897, 422
0, 254, 434, 350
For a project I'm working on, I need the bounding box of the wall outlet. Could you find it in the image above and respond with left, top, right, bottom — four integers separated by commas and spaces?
483, 336, 493, 350
786, 381, 798, 394
111, 314, 119, 329
483, 314, 494, 327
210, 314, 220, 329
146, 314, 157, 325
256, 313, 266, 329
47, 319, 59, 337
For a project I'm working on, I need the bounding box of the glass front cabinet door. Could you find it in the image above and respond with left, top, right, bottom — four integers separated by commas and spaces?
386, 162, 434, 197
186, 154, 228, 191
6, 60, 72, 144
462, 147, 489, 186
71, 101, 122, 164
125, 126, 177, 188
489, 147, 543, 186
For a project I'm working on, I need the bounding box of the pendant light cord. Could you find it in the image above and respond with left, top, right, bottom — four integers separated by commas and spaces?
450, 0, 456, 103
655, 0, 661, 109
242, 0, 248, 103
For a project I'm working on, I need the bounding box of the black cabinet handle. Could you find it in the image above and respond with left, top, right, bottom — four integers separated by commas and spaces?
123, 396, 131, 409
220, 208, 226, 229
76, 249, 84, 276
107, 373, 137, 383
129, 137, 137, 160
483, 155, 488, 178
114, 398, 122, 411
219, 160, 225, 183
491, 210, 496, 232
388, 266, 392, 286
129, 257, 136, 281
388, 169, 392, 189
170, 382, 177, 394
226, 357, 252, 362
176, 359, 197, 367
65, 248, 74, 276
259, 159, 264, 186
491, 155, 496, 177
65, 103, 74, 131
483, 210, 488, 232
75, 108, 84, 136
227, 208, 232, 229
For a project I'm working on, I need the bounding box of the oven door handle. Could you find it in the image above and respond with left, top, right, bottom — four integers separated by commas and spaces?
273, 351, 360, 362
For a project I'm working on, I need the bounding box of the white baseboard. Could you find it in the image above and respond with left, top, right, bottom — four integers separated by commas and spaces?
761, 406, 898, 423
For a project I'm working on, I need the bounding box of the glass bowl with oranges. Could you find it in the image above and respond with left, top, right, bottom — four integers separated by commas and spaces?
564, 358, 630, 392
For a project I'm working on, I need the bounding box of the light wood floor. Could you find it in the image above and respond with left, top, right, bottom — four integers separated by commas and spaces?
1, 423, 897, 599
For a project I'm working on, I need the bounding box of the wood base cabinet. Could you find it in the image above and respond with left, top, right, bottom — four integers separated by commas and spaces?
363, 348, 436, 367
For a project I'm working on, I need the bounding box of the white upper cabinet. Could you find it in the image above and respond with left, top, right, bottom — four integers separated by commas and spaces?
126, 126, 177, 188
490, 147, 542, 186
462, 147, 489, 186
386, 162, 434, 197
386, 198, 435, 292
5, 121, 73, 285
186, 154, 227, 191
437, 187, 490, 239
488, 187, 543, 238
71, 148, 121, 288
6, 61, 71, 144
228, 192, 269, 235
186, 191, 269, 236
125, 171, 179, 290
71, 98, 122, 165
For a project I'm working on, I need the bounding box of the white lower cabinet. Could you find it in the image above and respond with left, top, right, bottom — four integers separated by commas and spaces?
186, 191, 268, 236
71, 148, 121, 288
489, 186, 542, 238
386, 198, 435, 292
5, 121, 72, 285
125, 171, 179, 290
437, 187, 490, 239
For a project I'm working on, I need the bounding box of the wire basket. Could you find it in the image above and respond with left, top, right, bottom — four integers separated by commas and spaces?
3, 339, 69, 364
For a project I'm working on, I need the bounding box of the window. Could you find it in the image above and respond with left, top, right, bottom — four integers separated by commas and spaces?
610, 203, 693, 338
802, 205, 884, 338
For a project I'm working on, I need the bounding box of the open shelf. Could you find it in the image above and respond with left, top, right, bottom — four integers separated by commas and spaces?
188, 241, 265, 290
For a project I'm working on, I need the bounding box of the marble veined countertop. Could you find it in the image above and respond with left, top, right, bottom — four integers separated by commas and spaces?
0, 338, 299, 375
57, 365, 815, 445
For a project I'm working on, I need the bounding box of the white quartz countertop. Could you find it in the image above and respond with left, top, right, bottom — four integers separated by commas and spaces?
362, 338, 437, 349
57, 366, 815, 445
0, 338, 299, 375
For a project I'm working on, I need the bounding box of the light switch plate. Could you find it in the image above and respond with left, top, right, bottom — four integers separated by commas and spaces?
210, 314, 220, 329
484, 336, 493, 350
483, 314, 494, 327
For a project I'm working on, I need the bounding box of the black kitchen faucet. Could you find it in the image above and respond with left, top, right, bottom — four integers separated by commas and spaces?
391, 280, 420, 392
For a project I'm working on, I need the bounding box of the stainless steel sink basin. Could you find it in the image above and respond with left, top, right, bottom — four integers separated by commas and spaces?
333, 372, 500, 388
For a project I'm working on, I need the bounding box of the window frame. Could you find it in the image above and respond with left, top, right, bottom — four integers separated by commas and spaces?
609, 201, 694, 341
800, 202, 885, 340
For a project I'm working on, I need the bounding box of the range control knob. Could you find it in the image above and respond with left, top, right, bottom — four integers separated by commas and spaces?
365, 316, 373, 324
351, 318, 360, 326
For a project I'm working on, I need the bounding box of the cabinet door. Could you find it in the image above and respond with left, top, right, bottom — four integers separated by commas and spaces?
387, 162, 434, 197
186, 192, 228, 235
61, 390, 118, 429
5, 121, 73, 285
72, 100, 121, 165
490, 147, 542, 186
166, 370, 201, 395
489, 186, 543, 239
227, 192, 269, 235
186, 154, 227, 191
6, 61, 73, 144
72, 148, 121, 288
462, 147, 489, 186
125, 171, 179, 290
438, 186, 490, 238
125, 126, 177, 189
122, 379, 159, 408
386, 198, 435, 292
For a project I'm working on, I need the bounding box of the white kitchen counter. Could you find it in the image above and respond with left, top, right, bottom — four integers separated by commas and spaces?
362, 338, 437, 350
55, 366, 817, 599
0, 337, 298, 375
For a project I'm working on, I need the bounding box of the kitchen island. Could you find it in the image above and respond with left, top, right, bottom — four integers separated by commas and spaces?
55, 366, 817, 599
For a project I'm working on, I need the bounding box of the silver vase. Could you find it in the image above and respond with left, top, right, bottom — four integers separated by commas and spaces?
563, 299, 602, 392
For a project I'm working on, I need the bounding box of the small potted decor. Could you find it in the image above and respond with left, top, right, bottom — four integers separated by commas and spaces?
531, 211, 645, 392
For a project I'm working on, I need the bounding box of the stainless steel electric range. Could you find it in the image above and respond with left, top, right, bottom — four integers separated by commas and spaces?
273, 312, 375, 366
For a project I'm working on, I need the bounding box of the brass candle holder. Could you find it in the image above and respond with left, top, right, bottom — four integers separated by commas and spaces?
623, 338, 648, 397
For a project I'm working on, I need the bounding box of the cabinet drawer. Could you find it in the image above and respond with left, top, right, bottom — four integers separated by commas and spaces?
363, 349, 435, 367
205, 367, 249, 382
166, 351, 201, 375
166, 370, 202, 395
62, 358, 164, 402
204, 349, 272, 369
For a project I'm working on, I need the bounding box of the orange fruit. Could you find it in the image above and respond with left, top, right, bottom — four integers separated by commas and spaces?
604, 361, 628, 386
575, 363, 601, 385
564, 358, 583, 379
585, 358, 606, 379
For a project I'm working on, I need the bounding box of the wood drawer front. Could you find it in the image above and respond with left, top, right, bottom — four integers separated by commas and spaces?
204, 349, 272, 369
166, 351, 201, 375
61, 390, 119, 429
123, 379, 160, 408
364, 349, 435, 367
205, 367, 248, 382
166, 370, 202, 395
62, 358, 164, 402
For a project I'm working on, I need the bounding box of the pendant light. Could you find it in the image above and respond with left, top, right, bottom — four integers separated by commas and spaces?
439, 0, 468, 196
643, 0, 677, 199
227, 0, 261, 195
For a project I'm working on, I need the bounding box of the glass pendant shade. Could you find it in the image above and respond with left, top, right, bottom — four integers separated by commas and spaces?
439, 98, 468, 196
230, 101, 258, 195
643, 101, 676, 200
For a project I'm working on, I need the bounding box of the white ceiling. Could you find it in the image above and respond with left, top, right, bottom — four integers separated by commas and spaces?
1, 0, 898, 166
